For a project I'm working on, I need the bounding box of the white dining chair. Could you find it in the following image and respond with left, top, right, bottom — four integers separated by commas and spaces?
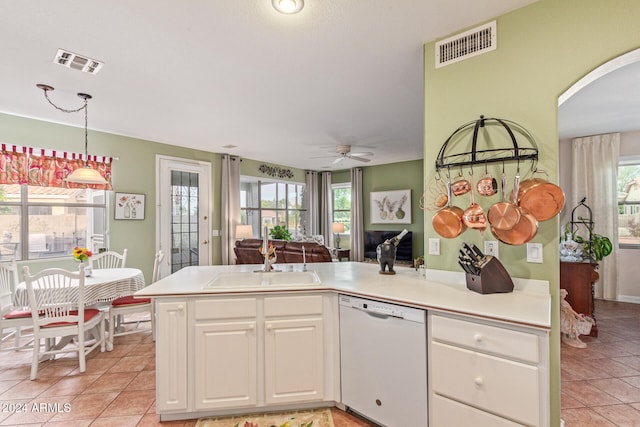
106, 250, 163, 351
0, 259, 34, 351
23, 264, 106, 380
90, 249, 127, 269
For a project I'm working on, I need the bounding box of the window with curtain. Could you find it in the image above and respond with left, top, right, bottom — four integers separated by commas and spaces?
332, 182, 351, 233
240, 176, 305, 238
0, 145, 111, 260
618, 161, 640, 247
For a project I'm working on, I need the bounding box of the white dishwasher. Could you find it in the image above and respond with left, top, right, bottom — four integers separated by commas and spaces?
339, 294, 428, 427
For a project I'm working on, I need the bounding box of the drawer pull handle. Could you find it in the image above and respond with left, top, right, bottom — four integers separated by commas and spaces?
474, 377, 484, 387
473, 333, 483, 343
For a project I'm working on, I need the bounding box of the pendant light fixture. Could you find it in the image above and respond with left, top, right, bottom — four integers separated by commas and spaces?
36, 84, 108, 185
272, 0, 304, 14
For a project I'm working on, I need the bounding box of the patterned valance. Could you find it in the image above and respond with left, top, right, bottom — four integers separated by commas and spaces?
0, 144, 112, 189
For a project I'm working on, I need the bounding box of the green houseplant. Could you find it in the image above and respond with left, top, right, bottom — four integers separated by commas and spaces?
269, 225, 292, 241
562, 222, 613, 262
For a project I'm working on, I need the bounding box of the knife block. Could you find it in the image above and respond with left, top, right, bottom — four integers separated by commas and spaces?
465, 256, 514, 294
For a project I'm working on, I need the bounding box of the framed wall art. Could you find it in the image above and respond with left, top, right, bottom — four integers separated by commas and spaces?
115, 193, 145, 220
370, 189, 411, 224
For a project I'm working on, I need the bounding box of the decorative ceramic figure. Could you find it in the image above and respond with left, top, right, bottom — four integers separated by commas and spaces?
377, 241, 397, 275
560, 288, 594, 348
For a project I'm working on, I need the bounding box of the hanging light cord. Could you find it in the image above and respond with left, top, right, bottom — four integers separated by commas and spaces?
37, 84, 92, 160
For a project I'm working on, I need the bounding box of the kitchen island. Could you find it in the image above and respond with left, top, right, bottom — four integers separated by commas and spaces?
136, 262, 551, 425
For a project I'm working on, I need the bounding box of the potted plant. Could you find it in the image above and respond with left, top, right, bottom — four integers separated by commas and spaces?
561, 222, 613, 262
269, 225, 292, 241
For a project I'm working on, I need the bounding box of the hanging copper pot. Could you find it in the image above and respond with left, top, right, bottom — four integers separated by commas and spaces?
433, 179, 467, 238
487, 172, 521, 231
462, 173, 487, 234
493, 172, 538, 245
515, 170, 565, 222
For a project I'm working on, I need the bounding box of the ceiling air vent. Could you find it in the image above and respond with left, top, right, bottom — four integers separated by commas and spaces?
53, 49, 104, 75
435, 21, 496, 68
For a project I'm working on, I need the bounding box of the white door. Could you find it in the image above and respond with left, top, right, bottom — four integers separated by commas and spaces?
157, 156, 211, 278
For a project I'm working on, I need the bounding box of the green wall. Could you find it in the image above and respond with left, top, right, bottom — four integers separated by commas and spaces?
0, 112, 221, 280
423, 1, 640, 424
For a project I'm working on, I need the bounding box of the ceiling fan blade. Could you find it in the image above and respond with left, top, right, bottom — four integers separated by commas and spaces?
350, 152, 374, 157
332, 156, 345, 164
348, 155, 371, 163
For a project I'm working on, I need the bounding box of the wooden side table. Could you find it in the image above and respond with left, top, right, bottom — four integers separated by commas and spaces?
336, 249, 350, 261
560, 261, 599, 337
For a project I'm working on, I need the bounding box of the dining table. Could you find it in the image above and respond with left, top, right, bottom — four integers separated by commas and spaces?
13, 267, 146, 308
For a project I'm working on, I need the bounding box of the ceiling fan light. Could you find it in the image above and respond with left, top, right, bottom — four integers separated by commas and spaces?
65, 166, 108, 185
272, 0, 303, 14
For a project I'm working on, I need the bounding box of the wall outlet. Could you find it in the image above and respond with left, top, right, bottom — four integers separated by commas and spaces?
428, 238, 440, 255
484, 240, 499, 259
526, 243, 543, 263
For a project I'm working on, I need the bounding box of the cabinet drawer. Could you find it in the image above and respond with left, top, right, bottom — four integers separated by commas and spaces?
432, 394, 525, 426
264, 295, 323, 317
431, 342, 540, 426
194, 298, 257, 320
431, 314, 539, 363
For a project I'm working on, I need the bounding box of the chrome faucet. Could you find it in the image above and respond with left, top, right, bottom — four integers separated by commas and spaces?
302, 245, 307, 271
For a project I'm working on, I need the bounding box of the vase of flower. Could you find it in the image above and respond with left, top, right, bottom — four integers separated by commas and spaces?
72, 247, 93, 276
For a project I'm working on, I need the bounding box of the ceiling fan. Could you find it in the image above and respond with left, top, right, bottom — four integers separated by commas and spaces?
326, 145, 374, 164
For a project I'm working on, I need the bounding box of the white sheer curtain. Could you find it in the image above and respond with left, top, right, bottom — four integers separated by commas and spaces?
350, 167, 364, 261
571, 133, 620, 299
304, 171, 319, 236
220, 154, 241, 265
321, 172, 333, 247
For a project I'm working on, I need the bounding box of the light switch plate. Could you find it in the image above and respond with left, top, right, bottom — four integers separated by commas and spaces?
428, 238, 440, 255
526, 243, 543, 263
484, 240, 499, 259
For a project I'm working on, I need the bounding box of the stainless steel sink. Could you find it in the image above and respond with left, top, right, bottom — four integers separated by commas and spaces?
204, 270, 321, 288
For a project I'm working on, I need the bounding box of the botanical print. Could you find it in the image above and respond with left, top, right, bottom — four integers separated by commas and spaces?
370, 190, 411, 224
115, 193, 145, 220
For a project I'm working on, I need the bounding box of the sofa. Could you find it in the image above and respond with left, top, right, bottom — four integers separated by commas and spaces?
234, 239, 333, 264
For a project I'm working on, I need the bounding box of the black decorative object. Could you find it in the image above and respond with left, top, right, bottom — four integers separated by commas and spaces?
376, 229, 408, 275
259, 164, 294, 178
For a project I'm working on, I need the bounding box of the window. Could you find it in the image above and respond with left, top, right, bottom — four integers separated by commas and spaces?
0, 184, 107, 260
240, 177, 305, 238
333, 183, 351, 245
618, 162, 640, 247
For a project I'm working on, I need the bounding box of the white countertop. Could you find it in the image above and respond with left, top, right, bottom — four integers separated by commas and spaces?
136, 262, 551, 330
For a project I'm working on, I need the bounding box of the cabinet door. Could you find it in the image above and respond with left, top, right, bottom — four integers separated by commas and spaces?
264, 317, 324, 404
156, 301, 188, 412
194, 320, 257, 410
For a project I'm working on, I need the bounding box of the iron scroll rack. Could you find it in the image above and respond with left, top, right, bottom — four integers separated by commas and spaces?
435, 115, 539, 172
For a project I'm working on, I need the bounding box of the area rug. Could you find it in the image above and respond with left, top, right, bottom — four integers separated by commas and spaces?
196, 408, 335, 427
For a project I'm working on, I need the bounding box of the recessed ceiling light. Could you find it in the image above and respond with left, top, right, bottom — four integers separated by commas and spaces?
222, 144, 238, 149
272, 0, 304, 14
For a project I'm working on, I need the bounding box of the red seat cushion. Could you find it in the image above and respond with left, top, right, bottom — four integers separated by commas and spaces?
42, 308, 101, 327
112, 295, 151, 307
3, 309, 32, 319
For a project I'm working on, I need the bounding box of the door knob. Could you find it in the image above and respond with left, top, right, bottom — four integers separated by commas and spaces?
203, 240, 209, 245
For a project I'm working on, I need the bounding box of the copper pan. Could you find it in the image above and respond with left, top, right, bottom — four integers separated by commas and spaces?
516, 170, 565, 222
487, 172, 520, 231
462, 173, 487, 234
492, 172, 538, 245
433, 179, 467, 238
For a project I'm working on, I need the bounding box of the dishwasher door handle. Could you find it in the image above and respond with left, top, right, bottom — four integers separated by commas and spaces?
353, 306, 403, 320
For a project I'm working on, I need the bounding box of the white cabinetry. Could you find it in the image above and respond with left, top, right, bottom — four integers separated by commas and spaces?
429, 313, 549, 427
156, 292, 336, 420
193, 298, 257, 410
156, 300, 188, 413
264, 295, 324, 404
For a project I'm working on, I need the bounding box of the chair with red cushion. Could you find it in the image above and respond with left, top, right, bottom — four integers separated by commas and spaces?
0, 258, 34, 351
107, 250, 163, 351
23, 264, 105, 380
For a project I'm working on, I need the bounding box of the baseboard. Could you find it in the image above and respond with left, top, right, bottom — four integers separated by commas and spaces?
615, 295, 640, 304
561, 419, 565, 427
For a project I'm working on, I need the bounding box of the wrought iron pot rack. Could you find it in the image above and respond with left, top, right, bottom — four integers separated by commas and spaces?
435, 115, 539, 173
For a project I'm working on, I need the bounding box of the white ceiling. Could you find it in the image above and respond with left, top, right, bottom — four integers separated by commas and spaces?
0, 0, 543, 171
559, 59, 640, 140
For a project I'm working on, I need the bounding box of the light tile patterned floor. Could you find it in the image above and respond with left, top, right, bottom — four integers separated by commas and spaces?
562, 299, 640, 426
0, 317, 376, 426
